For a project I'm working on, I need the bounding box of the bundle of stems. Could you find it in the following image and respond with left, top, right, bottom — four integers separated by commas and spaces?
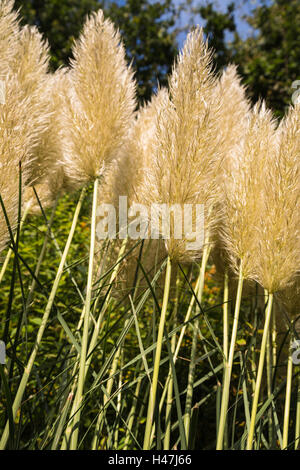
217, 102, 278, 449
135, 28, 223, 449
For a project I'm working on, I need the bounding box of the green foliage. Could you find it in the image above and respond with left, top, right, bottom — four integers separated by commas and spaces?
14, 0, 101, 69
233, 0, 300, 117
196, 2, 237, 71
13, 0, 300, 112
14, 0, 177, 102
105, 0, 177, 102
0, 0, 299, 451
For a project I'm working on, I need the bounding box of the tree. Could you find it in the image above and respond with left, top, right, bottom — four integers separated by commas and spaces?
233, 0, 300, 117
104, 0, 177, 102
14, 0, 101, 69
194, 2, 237, 71
14, 0, 177, 102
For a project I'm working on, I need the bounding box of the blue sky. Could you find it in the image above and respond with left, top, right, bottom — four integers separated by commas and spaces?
172, 0, 272, 46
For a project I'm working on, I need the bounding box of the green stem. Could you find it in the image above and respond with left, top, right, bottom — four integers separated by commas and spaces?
113, 350, 123, 449
216, 261, 244, 450
123, 364, 143, 450
91, 348, 121, 449
222, 269, 229, 448
154, 258, 209, 432
0, 187, 86, 450
163, 270, 180, 451
22, 198, 59, 324
265, 290, 273, 447
163, 328, 176, 450
282, 334, 293, 449
62, 238, 127, 449
246, 292, 273, 450
223, 270, 229, 362
271, 308, 277, 380
70, 178, 99, 450
143, 255, 172, 450
0, 201, 31, 284
184, 243, 210, 440
295, 369, 300, 450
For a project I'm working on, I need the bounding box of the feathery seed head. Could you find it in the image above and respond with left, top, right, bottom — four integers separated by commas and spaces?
31, 69, 73, 193
0, 77, 30, 254
214, 65, 250, 174
137, 28, 222, 262
221, 102, 278, 279
104, 87, 168, 210
253, 103, 300, 292
0, 0, 19, 79
63, 9, 136, 186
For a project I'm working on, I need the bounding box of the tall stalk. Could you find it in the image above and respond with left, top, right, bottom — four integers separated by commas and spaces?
163, 325, 177, 450
246, 293, 274, 450
265, 290, 273, 446
62, 237, 127, 449
184, 243, 210, 440
223, 269, 229, 362
295, 369, 300, 450
113, 350, 123, 448
282, 334, 293, 449
152, 264, 208, 433
222, 269, 229, 448
70, 178, 99, 450
143, 255, 172, 450
271, 310, 277, 379
22, 199, 59, 321
216, 261, 244, 450
123, 362, 143, 450
91, 348, 121, 449
164, 269, 180, 450
0, 201, 31, 284
0, 187, 86, 450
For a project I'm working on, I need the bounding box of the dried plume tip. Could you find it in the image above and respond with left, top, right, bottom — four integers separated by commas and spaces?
97, 89, 168, 297
12, 24, 53, 184
0, 1, 52, 251
102, 87, 168, 210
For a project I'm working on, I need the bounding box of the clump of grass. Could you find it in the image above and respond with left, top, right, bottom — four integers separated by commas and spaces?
1, 0, 300, 453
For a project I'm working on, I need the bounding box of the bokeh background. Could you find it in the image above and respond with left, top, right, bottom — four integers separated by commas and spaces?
13, 0, 300, 116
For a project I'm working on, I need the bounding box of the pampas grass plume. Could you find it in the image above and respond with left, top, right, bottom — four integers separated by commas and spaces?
62, 9, 136, 186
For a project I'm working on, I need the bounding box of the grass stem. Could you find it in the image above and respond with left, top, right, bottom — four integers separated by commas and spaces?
0, 187, 86, 450
70, 179, 99, 450
216, 261, 244, 450
246, 292, 273, 450
143, 255, 172, 450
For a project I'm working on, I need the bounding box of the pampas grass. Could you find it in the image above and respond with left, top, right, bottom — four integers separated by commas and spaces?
62, 10, 136, 187
246, 102, 300, 449
217, 102, 278, 449
139, 27, 223, 449
59, 9, 137, 450
138, 28, 221, 262
1, 2, 300, 452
